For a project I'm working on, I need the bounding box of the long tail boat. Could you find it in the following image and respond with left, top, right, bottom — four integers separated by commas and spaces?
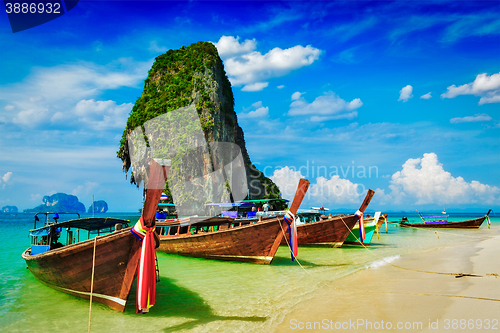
22, 160, 170, 312
22, 214, 140, 311
281, 189, 375, 247
373, 213, 388, 231
156, 179, 310, 264
400, 210, 491, 229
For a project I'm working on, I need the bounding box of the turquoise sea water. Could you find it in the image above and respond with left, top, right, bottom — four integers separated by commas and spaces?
0, 212, 498, 332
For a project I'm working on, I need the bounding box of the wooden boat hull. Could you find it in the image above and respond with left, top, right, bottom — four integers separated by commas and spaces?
22, 227, 141, 311
157, 217, 287, 264
400, 216, 487, 229
344, 220, 377, 245
375, 214, 387, 230
281, 214, 359, 247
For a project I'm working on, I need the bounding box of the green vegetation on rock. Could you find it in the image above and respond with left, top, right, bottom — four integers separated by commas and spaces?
117, 41, 281, 205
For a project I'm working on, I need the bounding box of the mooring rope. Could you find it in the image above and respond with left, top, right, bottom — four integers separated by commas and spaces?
339, 216, 493, 278
277, 216, 312, 276
88, 236, 97, 333
366, 290, 500, 302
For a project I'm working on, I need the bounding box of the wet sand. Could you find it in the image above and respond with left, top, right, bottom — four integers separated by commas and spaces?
275, 231, 500, 332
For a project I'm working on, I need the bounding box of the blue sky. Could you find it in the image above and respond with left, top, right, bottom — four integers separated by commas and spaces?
0, 0, 499, 212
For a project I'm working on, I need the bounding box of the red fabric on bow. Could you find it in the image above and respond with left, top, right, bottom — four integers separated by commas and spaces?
355, 210, 365, 243
135, 216, 156, 313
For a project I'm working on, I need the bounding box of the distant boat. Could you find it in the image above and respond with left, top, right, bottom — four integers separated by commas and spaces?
156, 179, 310, 264
310, 206, 330, 213
22, 213, 140, 311
371, 212, 388, 231
442, 205, 446, 215
400, 210, 491, 229
282, 189, 375, 247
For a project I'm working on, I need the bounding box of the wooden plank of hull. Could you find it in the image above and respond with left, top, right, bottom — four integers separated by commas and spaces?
22, 227, 141, 311
400, 216, 486, 229
157, 217, 286, 264
281, 215, 359, 247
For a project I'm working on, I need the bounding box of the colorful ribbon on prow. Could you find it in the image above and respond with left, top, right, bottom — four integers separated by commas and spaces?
283, 210, 298, 260
355, 210, 365, 244
486, 215, 491, 229
131, 216, 156, 313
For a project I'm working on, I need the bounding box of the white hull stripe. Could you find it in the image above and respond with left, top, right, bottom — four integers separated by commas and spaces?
308, 242, 343, 247
54, 286, 127, 306
206, 254, 273, 262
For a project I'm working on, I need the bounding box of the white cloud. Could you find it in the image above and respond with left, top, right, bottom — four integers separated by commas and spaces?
288, 91, 362, 122
241, 82, 268, 92
269, 166, 303, 200
398, 85, 413, 102
388, 153, 499, 205
4, 105, 14, 111
310, 176, 364, 205
72, 181, 99, 197
29, 96, 45, 103
420, 92, 432, 99
2, 172, 13, 183
0, 59, 151, 128
1, 171, 13, 188
291, 91, 304, 101
270, 166, 363, 205
148, 41, 168, 54
480, 93, 500, 104
450, 113, 492, 124
238, 101, 269, 119
329, 17, 378, 42
213, 36, 257, 58
215, 36, 321, 90
13, 108, 50, 127
51, 99, 133, 130
277, 85, 285, 89
442, 14, 500, 44
441, 72, 500, 105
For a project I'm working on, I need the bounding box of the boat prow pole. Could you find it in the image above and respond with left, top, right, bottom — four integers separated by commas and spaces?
288, 179, 311, 215
358, 189, 375, 214
141, 159, 171, 228
278, 179, 310, 260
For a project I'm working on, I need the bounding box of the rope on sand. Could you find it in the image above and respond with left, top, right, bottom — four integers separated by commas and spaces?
366, 290, 500, 302
339, 217, 493, 278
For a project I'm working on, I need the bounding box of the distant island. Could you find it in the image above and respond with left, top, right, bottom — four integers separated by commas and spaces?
24, 193, 86, 213
2, 205, 18, 213
88, 200, 108, 213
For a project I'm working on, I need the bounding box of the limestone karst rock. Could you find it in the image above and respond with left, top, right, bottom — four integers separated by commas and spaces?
117, 42, 282, 214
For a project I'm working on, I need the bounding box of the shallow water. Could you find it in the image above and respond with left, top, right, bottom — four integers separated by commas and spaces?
0, 212, 498, 332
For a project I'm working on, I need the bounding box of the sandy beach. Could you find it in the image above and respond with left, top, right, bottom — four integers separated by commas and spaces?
275, 229, 500, 332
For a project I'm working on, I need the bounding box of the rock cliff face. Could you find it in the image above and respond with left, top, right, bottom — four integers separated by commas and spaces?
24, 193, 86, 213
87, 200, 108, 213
117, 42, 281, 212
1, 205, 18, 213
